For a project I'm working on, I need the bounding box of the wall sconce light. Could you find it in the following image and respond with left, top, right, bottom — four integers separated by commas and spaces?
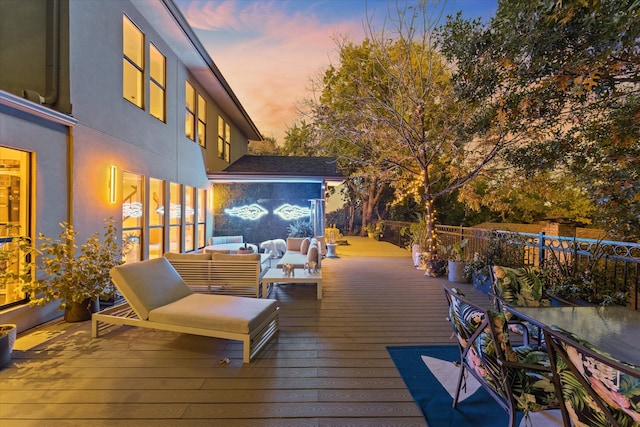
109, 165, 117, 204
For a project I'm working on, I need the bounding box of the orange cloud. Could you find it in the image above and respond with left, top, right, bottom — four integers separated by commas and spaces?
177, 0, 368, 142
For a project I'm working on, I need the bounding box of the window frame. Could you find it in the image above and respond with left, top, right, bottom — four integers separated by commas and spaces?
217, 116, 231, 162
185, 82, 196, 141
149, 42, 166, 122
122, 15, 145, 109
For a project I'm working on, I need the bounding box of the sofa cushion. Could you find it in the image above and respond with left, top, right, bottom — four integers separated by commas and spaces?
149, 293, 278, 334
204, 249, 231, 254
110, 258, 193, 320
307, 245, 319, 264
212, 253, 261, 262
300, 238, 311, 254
287, 238, 304, 251
164, 252, 212, 260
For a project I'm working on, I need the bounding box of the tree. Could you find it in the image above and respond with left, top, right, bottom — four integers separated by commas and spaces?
438, 0, 640, 240
281, 121, 319, 156
307, 2, 518, 269
459, 168, 596, 224
248, 136, 282, 155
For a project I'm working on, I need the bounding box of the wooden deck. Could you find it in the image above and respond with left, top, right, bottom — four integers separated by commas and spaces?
0, 237, 492, 427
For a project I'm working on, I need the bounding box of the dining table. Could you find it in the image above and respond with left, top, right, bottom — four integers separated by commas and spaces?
506, 305, 640, 367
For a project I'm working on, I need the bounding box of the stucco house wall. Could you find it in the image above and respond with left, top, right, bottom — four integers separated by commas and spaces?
0, 0, 262, 332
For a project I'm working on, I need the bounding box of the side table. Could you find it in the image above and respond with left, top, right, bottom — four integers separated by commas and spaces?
262, 268, 323, 299
326, 243, 338, 258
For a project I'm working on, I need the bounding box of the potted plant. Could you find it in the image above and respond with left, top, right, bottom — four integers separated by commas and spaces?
401, 216, 430, 268
446, 238, 469, 284
465, 230, 529, 292
543, 238, 629, 306
364, 221, 385, 240
22, 218, 122, 322
365, 223, 376, 239
464, 252, 492, 293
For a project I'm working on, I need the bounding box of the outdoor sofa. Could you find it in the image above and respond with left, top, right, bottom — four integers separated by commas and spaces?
205, 235, 258, 253
163, 251, 272, 298
276, 237, 325, 269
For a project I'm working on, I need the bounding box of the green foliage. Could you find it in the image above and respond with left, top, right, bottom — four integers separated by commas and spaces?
364, 221, 385, 239
459, 169, 596, 225
305, 3, 514, 260
543, 239, 629, 306
400, 215, 431, 250
286, 220, 314, 238
248, 136, 282, 155
445, 238, 468, 262
282, 121, 318, 156
23, 218, 122, 310
438, 0, 640, 240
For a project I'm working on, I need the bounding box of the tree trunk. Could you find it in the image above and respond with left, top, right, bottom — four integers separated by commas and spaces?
425, 197, 437, 260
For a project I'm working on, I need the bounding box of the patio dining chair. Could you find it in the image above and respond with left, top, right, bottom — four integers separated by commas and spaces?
543, 326, 640, 427
492, 265, 552, 345
443, 286, 559, 427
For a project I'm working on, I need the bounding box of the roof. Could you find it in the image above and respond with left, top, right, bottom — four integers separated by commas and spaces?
134, 0, 262, 141
208, 155, 345, 184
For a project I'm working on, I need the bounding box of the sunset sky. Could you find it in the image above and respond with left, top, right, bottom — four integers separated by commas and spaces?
174, 0, 498, 142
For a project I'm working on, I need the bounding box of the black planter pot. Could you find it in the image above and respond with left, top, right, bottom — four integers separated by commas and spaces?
0, 324, 17, 369
64, 298, 99, 322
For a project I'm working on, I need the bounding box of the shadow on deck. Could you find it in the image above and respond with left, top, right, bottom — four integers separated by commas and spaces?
1, 236, 492, 426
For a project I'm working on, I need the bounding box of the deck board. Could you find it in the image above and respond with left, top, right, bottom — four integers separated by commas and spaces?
1, 237, 492, 426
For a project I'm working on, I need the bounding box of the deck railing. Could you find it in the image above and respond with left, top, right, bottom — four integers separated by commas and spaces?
382, 221, 640, 310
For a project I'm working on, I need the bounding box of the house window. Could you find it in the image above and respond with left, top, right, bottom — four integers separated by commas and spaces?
185, 82, 195, 141
122, 15, 144, 108
149, 43, 166, 122
169, 182, 182, 252
148, 178, 165, 259
197, 188, 206, 249
122, 172, 144, 263
0, 148, 32, 310
218, 116, 231, 162
197, 94, 206, 147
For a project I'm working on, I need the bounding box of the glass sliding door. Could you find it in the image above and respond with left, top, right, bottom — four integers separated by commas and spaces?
122, 172, 144, 263
0, 148, 32, 308
169, 182, 182, 253
184, 186, 195, 252
197, 188, 206, 250
148, 178, 164, 259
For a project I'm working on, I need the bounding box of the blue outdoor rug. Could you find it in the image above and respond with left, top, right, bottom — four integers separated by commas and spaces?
387, 345, 563, 427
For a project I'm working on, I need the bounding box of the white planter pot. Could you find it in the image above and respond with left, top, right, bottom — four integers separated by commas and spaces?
448, 260, 468, 284
411, 244, 421, 268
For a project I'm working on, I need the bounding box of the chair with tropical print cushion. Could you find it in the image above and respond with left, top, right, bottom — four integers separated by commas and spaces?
443, 286, 559, 427
492, 265, 552, 345
543, 326, 640, 427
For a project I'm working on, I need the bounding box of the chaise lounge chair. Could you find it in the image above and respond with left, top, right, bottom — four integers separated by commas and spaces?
92, 257, 279, 363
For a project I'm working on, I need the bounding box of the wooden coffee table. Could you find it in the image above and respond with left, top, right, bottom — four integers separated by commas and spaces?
262, 268, 323, 299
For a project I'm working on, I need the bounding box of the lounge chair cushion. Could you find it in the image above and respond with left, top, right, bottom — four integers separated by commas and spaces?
109, 257, 193, 320
149, 293, 278, 334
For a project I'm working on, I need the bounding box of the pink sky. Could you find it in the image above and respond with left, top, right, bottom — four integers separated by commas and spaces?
175, 0, 496, 142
